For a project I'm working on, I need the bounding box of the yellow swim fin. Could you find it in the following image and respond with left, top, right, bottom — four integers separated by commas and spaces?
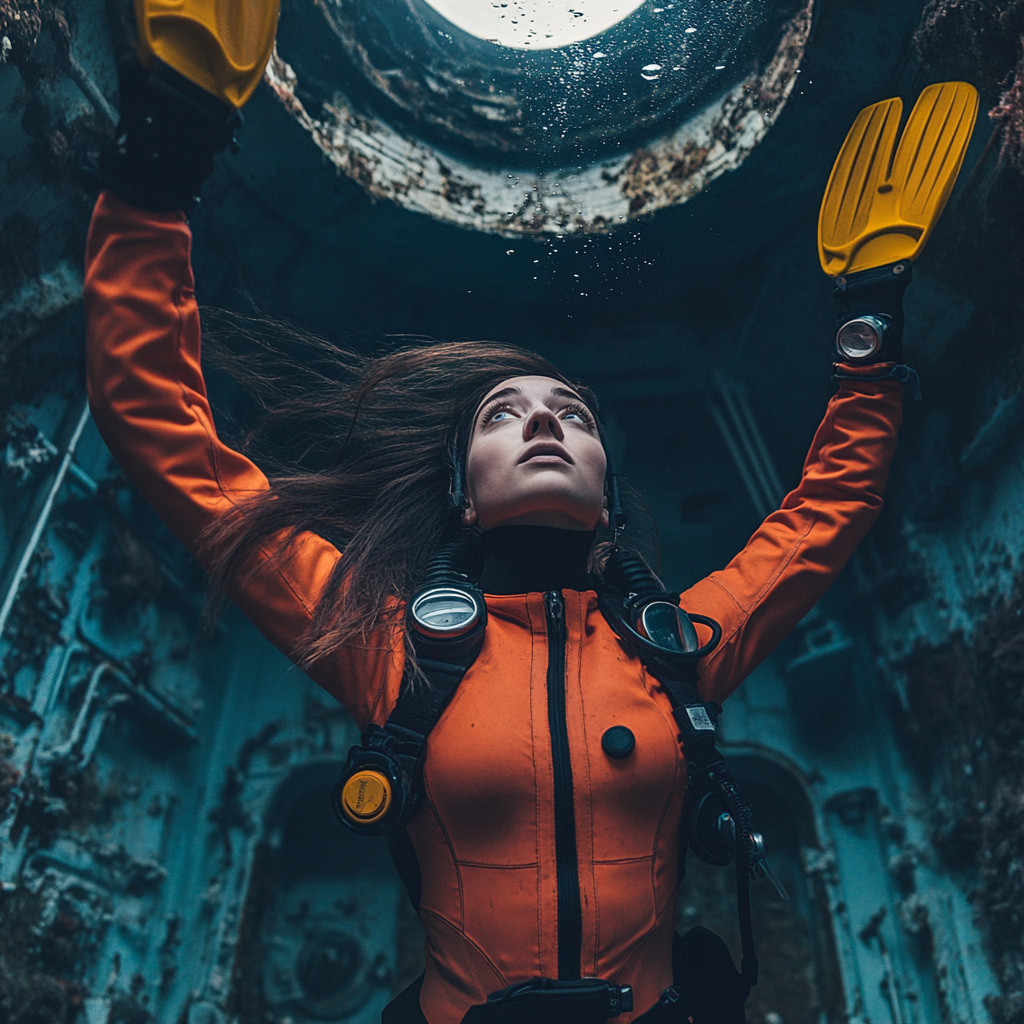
818, 81, 979, 277
134, 0, 280, 109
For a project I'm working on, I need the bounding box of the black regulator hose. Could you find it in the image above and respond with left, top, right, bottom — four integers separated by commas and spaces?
602, 548, 669, 607
418, 535, 485, 589
420, 540, 466, 584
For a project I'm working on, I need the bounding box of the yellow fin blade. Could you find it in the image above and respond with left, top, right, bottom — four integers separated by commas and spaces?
818, 97, 903, 275
134, 0, 281, 109
893, 81, 980, 232
817, 82, 979, 277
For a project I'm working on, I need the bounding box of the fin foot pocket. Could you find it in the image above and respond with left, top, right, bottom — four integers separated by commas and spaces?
135, 0, 280, 108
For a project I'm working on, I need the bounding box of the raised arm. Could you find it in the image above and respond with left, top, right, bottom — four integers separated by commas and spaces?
681, 371, 902, 704
84, 192, 402, 725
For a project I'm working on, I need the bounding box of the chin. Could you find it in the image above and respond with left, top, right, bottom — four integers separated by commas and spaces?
485, 501, 602, 532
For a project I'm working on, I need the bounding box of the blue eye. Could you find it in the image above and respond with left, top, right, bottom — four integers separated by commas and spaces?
561, 402, 594, 425
481, 402, 515, 424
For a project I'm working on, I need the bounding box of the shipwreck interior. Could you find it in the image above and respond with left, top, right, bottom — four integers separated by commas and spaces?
2, 0, 1024, 1021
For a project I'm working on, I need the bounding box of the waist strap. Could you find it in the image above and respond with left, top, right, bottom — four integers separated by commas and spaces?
461, 977, 633, 1024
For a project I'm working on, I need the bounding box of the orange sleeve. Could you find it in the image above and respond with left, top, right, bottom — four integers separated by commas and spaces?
83, 191, 402, 727
681, 369, 902, 705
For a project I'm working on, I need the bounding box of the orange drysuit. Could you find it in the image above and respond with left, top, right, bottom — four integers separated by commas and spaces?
83, 192, 903, 1023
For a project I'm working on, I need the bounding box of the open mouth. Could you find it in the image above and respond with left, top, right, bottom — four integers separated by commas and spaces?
519, 443, 573, 465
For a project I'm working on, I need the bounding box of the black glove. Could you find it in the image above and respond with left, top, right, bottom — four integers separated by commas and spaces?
833, 260, 913, 364
98, 58, 240, 212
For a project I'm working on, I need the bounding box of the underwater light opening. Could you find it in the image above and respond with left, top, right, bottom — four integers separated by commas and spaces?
271, 0, 813, 232
421, 0, 648, 50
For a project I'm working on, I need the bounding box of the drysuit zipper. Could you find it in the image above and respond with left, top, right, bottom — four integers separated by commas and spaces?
544, 590, 581, 980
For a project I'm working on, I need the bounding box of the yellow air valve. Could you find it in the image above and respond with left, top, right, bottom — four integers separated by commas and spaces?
134, 0, 281, 109
818, 81, 979, 277
339, 769, 393, 825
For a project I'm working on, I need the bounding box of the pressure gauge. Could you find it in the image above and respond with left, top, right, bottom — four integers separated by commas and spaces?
836, 315, 888, 361
638, 600, 700, 654
410, 586, 482, 639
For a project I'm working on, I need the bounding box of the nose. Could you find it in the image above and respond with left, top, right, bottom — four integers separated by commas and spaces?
523, 405, 564, 441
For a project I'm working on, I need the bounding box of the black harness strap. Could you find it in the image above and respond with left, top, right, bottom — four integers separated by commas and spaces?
371, 616, 486, 906
596, 583, 758, 993
385, 649, 481, 750
334, 577, 487, 843
372, 621, 486, 808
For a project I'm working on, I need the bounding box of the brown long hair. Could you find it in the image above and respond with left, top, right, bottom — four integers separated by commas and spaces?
199, 313, 598, 666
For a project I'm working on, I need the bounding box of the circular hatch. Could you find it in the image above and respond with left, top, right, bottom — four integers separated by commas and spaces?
266, 0, 814, 236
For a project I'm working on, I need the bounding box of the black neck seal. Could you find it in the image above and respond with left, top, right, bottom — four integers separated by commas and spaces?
479, 525, 594, 595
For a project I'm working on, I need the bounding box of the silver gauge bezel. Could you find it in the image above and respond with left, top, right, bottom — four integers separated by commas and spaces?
410, 586, 482, 639
638, 601, 700, 655
836, 315, 887, 361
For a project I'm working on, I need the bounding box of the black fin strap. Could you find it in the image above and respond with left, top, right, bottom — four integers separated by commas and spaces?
832, 362, 922, 401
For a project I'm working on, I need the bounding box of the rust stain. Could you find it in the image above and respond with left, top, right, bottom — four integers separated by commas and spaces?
437, 161, 484, 209
616, 1, 813, 219
265, 0, 812, 238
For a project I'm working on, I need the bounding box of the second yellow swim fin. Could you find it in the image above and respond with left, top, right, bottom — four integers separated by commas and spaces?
818, 81, 979, 277
134, 0, 280, 109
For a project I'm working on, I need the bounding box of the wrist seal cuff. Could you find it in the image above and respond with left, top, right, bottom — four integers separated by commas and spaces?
832, 362, 922, 401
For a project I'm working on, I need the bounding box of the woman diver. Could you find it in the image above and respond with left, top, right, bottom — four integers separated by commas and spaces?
83, 41, 915, 1024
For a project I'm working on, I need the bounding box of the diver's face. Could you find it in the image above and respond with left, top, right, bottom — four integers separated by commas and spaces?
463, 375, 609, 532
